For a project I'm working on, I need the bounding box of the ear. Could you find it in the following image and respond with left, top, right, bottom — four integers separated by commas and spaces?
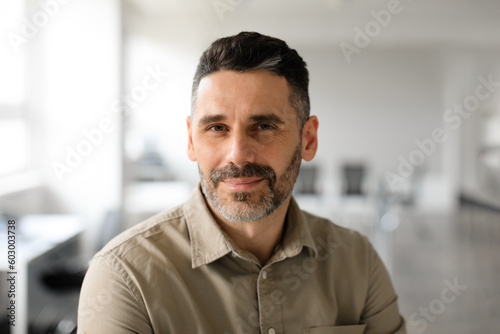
301, 116, 319, 162
187, 116, 197, 162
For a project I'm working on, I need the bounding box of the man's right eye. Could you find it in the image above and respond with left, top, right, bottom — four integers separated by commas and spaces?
208, 125, 225, 132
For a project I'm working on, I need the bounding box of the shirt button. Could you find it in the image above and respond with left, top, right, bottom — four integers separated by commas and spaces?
268, 328, 276, 334
262, 270, 268, 279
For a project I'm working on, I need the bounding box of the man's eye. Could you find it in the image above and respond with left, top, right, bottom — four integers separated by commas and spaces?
209, 125, 225, 132
257, 124, 274, 130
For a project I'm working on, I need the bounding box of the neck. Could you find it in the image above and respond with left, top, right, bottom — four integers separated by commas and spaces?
207, 197, 291, 266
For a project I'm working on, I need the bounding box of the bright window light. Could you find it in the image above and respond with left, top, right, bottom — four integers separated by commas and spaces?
0, 0, 25, 105
0, 119, 29, 175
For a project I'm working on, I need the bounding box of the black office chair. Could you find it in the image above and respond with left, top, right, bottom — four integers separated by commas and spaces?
341, 163, 366, 196
33, 209, 123, 334
294, 165, 319, 195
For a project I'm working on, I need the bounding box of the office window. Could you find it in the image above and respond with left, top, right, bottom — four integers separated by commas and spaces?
0, 119, 29, 175
0, 0, 28, 176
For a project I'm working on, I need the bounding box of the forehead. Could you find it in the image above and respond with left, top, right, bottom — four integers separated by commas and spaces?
193, 70, 296, 123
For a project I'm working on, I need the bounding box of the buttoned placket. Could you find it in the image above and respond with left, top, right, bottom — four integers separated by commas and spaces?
229, 246, 289, 334
255, 241, 294, 334
257, 264, 283, 334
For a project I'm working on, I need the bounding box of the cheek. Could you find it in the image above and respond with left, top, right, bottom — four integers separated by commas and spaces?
195, 143, 222, 170
258, 144, 293, 169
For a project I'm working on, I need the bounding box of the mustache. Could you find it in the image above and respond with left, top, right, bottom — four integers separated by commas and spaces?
211, 163, 276, 187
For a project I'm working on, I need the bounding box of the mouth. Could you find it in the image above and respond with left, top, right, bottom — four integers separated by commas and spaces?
221, 177, 264, 191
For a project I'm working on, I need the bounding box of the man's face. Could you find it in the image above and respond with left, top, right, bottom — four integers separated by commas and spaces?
187, 70, 314, 222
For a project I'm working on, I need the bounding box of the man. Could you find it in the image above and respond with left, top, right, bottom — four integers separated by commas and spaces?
78, 32, 406, 333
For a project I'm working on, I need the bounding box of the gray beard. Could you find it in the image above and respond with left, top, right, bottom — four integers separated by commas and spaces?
200, 142, 302, 222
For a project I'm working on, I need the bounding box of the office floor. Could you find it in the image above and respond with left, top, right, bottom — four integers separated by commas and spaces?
387, 205, 500, 334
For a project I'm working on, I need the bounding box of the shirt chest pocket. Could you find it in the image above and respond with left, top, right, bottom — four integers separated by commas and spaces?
303, 324, 367, 334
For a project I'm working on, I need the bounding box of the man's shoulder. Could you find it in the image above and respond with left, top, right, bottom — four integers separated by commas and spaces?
95, 203, 188, 259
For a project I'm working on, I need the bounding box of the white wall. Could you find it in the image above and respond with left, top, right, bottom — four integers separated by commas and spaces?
303, 46, 444, 186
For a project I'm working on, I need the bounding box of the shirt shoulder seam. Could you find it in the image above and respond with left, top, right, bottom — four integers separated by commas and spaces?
97, 210, 185, 258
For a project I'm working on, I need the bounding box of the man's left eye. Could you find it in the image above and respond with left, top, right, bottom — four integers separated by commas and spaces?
257, 124, 274, 130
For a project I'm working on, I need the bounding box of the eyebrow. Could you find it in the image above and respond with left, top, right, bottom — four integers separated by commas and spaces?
197, 113, 286, 128
250, 114, 285, 125
198, 114, 227, 127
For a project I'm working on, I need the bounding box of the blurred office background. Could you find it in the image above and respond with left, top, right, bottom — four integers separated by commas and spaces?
0, 0, 499, 333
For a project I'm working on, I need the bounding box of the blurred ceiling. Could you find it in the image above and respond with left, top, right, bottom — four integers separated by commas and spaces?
124, 0, 500, 47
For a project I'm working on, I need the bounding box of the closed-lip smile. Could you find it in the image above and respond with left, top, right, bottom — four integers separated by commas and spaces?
222, 177, 264, 191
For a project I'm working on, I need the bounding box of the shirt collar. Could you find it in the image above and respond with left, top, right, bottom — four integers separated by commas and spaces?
183, 184, 318, 268
281, 196, 318, 259
183, 185, 233, 268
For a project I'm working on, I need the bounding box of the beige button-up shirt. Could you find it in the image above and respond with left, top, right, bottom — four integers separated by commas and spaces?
78, 186, 406, 333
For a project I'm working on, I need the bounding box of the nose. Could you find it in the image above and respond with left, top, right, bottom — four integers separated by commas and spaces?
225, 129, 256, 167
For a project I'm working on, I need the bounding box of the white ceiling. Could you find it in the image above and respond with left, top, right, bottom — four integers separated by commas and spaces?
124, 0, 500, 48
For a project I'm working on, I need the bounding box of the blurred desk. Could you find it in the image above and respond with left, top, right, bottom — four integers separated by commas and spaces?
0, 215, 83, 334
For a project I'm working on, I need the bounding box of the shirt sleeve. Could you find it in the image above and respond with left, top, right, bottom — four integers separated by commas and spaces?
361, 239, 407, 334
77, 254, 153, 334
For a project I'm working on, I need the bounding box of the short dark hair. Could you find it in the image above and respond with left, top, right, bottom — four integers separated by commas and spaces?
191, 32, 310, 128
